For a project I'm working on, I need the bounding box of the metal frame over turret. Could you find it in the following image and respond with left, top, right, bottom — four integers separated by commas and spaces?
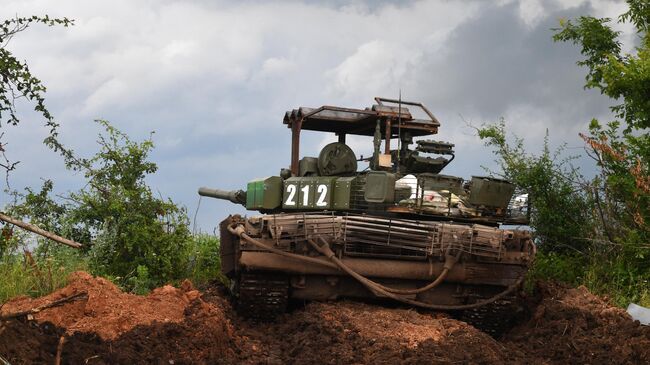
283, 97, 440, 176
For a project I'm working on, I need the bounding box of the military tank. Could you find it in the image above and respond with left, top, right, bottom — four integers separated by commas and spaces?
199, 97, 535, 333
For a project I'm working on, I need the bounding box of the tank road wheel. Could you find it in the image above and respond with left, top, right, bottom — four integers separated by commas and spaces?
235, 271, 289, 321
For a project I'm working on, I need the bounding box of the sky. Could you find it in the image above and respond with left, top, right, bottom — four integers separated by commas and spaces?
0, 0, 636, 233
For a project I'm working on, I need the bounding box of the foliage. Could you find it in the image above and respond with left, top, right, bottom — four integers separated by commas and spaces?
526, 251, 587, 289
553, 0, 650, 244
1, 118, 225, 300
0, 15, 73, 176
127, 265, 155, 295
40, 120, 193, 289
479, 1, 650, 308
583, 250, 650, 307
0, 201, 87, 303
580, 121, 649, 242
7, 180, 92, 246
0, 247, 87, 303
529, 250, 650, 308
477, 120, 592, 252
523, 0, 650, 308
186, 234, 223, 286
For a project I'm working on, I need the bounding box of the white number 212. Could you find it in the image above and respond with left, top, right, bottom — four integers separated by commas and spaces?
285, 183, 328, 207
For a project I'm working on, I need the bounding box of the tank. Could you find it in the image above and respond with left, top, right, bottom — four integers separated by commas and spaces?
199, 97, 535, 334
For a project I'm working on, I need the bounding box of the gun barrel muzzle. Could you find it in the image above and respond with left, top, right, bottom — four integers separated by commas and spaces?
198, 187, 246, 205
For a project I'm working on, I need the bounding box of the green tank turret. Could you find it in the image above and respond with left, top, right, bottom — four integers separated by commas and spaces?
200, 97, 535, 335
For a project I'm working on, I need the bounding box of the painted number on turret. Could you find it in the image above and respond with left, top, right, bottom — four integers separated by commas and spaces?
316, 185, 328, 206
283, 178, 334, 209
301, 185, 310, 206
284, 184, 297, 206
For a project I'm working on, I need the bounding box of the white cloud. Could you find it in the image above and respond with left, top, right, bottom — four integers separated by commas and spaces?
261, 57, 295, 76
326, 40, 410, 99
0, 0, 633, 230
518, 0, 547, 28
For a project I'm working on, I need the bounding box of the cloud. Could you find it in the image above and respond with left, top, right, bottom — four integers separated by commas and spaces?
0, 0, 632, 231
325, 40, 418, 100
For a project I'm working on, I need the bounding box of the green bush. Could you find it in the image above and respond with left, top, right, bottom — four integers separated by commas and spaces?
583, 251, 650, 307
527, 251, 587, 288
538, 0, 650, 308
40, 120, 193, 291
477, 121, 594, 253
126, 265, 155, 295
2, 120, 227, 298
185, 234, 223, 287
529, 249, 650, 307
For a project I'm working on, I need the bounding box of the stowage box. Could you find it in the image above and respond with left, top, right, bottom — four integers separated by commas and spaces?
246, 176, 283, 210
468, 176, 515, 208
364, 171, 396, 203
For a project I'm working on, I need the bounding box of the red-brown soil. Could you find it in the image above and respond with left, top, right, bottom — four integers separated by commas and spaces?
0, 272, 236, 364
1, 272, 649, 364
1, 272, 195, 340
502, 283, 650, 364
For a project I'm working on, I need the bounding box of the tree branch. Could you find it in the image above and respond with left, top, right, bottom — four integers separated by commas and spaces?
0, 212, 83, 248
0, 292, 88, 321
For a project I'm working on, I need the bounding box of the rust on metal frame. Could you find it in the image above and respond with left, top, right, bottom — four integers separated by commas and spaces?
290, 118, 302, 176
283, 98, 441, 175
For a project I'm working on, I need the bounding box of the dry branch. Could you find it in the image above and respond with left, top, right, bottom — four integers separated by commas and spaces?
55, 335, 65, 365
0, 212, 82, 248
0, 292, 88, 321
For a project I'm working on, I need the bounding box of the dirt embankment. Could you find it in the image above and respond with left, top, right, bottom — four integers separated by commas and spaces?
0, 272, 236, 364
1, 272, 649, 364
502, 283, 650, 364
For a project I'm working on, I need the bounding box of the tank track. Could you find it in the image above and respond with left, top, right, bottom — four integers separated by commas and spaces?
235, 271, 289, 321
457, 294, 522, 337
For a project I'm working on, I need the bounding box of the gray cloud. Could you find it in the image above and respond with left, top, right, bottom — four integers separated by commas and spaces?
416, 1, 611, 122
0, 0, 630, 231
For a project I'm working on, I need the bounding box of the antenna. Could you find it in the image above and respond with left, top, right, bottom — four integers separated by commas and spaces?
397, 89, 402, 173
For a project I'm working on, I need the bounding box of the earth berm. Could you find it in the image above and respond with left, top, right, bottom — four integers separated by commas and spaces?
1, 271, 648, 364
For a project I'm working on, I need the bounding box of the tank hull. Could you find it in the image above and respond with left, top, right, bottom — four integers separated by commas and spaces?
220, 212, 535, 333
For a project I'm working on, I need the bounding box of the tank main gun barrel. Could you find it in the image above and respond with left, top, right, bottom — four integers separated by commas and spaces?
198, 187, 247, 205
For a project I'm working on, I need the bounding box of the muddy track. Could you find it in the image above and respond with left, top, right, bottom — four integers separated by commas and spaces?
1, 272, 649, 364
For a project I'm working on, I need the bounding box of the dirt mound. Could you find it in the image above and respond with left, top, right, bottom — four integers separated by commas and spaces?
2, 274, 650, 364
502, 282, 650, 364
0, 272, 237, 364
1, 271, 195, 340
231, 301, 507, 364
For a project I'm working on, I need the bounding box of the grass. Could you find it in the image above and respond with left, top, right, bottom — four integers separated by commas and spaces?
527, 250, 650, 308
185, 233, 225, 287
1, 232, 225, 303
0, 248, 88, 303
117, 233, 224, 294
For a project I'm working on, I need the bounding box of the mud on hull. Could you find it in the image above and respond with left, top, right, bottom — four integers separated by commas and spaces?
220, 213, 535, 333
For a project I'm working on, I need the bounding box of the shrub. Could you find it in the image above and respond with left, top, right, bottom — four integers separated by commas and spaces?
186, 234, 223, 286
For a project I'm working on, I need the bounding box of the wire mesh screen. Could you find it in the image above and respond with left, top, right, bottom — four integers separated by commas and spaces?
261, 213, 505, 260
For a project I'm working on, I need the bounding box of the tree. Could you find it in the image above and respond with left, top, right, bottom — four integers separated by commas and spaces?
37, 121, 192, 288
553, 0, 649, 244
477, 2, 650, 306
5, 120, 198, 292
0, 15, 72, 181
477, 120, 593, 253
